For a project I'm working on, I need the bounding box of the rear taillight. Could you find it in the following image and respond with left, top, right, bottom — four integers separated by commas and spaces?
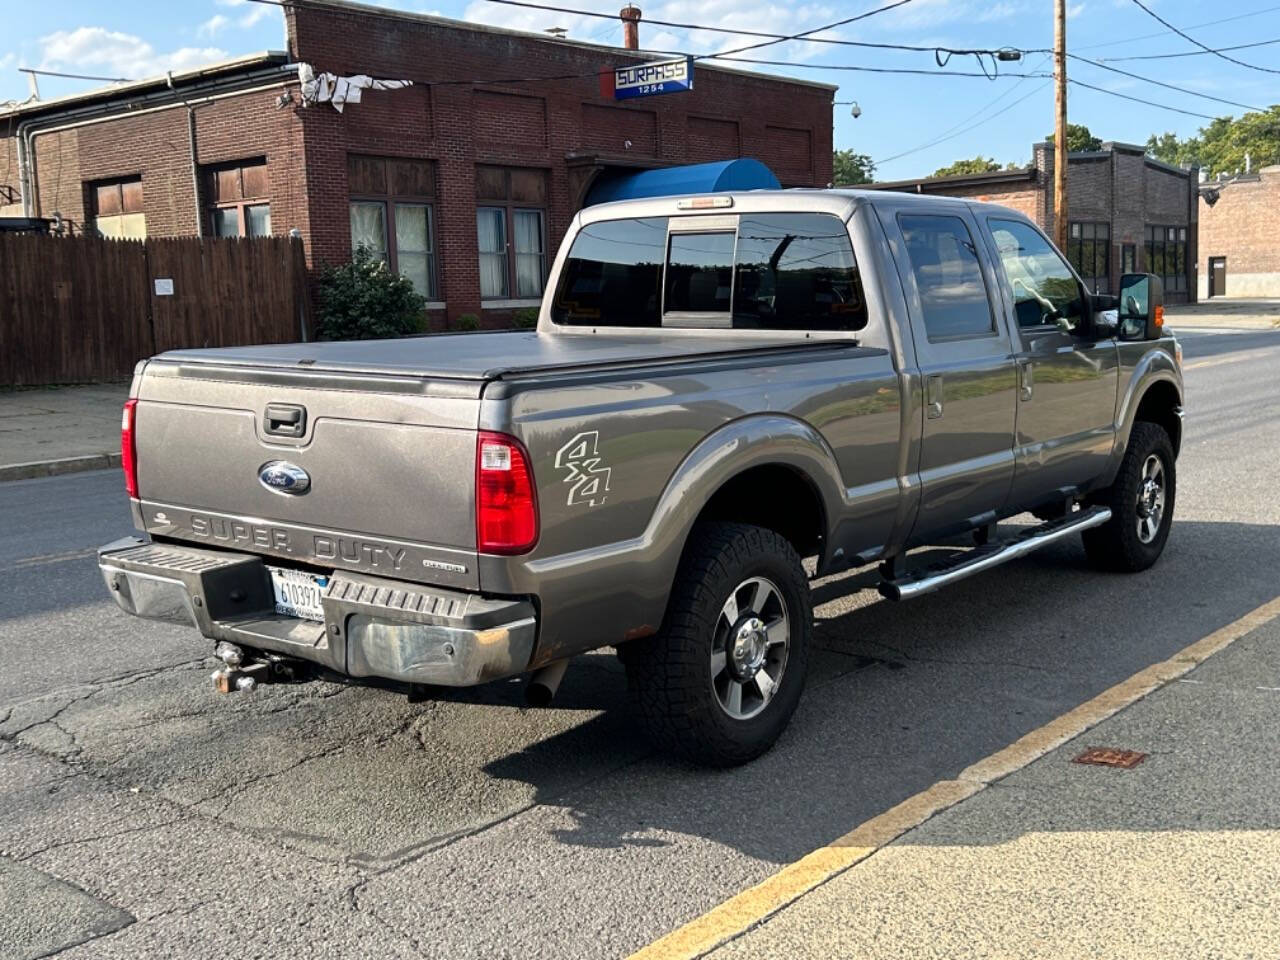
476, 431, 538, 555
121, 399, 139, 498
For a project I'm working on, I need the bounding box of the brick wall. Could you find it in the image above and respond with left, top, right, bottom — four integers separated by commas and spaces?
287, 0, 834, 323
2, 86, 307, 241
1198, 166, 1280, 298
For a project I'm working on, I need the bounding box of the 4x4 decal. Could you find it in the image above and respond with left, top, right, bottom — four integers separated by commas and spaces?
555, 431, 612, 507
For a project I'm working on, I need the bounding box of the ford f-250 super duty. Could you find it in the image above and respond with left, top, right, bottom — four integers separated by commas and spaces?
99, 189, 1183, 766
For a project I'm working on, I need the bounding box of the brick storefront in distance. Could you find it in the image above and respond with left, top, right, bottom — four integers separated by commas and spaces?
866, 141, 1199, 304
1198, 166, 1280, 299
0, 0, 834, 327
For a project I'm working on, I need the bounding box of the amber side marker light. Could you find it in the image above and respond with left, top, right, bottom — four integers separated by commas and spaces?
1072, 747, 1147, 769
1154, 305, 1165, 328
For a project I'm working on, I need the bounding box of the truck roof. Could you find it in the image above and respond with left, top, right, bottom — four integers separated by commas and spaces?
574, 187, 1027, 227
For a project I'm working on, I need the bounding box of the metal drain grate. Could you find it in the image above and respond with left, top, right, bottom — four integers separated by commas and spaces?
1072, 747, 1147, 768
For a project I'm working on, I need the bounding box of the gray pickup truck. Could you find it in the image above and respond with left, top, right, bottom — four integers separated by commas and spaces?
100, 189, 1183, 766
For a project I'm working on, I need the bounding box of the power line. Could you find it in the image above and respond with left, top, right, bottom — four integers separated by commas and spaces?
1068, 78, 1221, 120
484, 0, 1022, 60
711, 57, 1042, 79
873, 51, 1052, 165
1069, 54, 1264, 112
18, 67, 131, 83
874, 79, 1051, 167
1078, 3, 1280, 50
1127, 0, 1280, 75
1100, 36, 1280, 62
240, 0, 942, 89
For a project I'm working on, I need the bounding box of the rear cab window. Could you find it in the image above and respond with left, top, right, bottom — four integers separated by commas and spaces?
896, 213, 995, 342
551, 211, 868, 333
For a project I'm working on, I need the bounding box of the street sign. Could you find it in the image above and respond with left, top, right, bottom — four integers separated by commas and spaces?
612, 57, 693, 100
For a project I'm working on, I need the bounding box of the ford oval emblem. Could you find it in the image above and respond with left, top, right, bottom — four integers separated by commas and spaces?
258, 460, 311, 495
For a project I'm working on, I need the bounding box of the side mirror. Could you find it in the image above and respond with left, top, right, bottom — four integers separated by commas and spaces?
1117, 273, 1165, 341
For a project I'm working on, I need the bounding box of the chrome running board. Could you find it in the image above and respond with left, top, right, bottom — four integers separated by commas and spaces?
878, 506, 1112, 602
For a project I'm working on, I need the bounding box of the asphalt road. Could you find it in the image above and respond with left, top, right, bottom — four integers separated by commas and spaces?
2, 324, 1279, 959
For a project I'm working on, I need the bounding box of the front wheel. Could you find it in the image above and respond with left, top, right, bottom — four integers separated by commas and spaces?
624, 522, 811, 767
1082, 421, 1176, 572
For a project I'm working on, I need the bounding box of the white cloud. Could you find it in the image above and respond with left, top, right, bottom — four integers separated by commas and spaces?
1067, 2, 1087, 18
215, 0, 281, 30
198, 14, 231, 38
39, 27, 227, 80
0, 52, 15, 71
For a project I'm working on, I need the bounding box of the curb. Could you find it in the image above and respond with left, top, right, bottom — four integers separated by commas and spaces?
0, 453, 122, 483
629, 592, 1280, 960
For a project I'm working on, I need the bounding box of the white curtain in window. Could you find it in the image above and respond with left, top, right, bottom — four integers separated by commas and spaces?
350, 202, 387, 260
477, 207, 508, 298
395, 204, 432, 297
246, 204, 272, 238
212, 209, 240, 238
513, 210, 544, 298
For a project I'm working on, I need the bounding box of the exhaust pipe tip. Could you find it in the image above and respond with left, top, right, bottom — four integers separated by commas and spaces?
525, 658, 570, 707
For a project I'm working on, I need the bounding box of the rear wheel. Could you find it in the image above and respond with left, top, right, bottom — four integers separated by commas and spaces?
624, 522, 811, 767
1082, 421, 1176, 572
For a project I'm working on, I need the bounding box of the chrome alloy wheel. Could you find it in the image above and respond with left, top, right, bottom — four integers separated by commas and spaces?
1136, 453, 1167, 544
711, 576, 789, 720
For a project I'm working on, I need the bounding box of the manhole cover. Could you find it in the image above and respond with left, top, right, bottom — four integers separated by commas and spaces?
1072, 747, 1147, 768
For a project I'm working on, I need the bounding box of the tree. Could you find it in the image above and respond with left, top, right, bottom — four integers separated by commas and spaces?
932, 155, 1002, 177
1145, 131, 1198, 168
1145, 107, 1280, 176
832, 149, 875, 185
1045, 122, 1102, 152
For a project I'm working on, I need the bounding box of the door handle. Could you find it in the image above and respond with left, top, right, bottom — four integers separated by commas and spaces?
926, 375, 943, 419
1018, 361, 1034, 402
264, 403, 307, 438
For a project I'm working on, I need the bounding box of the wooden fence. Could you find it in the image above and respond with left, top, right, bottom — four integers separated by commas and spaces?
0, 233, 310, 386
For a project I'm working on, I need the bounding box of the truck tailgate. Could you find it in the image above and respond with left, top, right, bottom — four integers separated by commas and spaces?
132, 360, 481, 590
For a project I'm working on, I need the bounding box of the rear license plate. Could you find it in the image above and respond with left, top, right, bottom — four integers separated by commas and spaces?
268, 566, 327, 621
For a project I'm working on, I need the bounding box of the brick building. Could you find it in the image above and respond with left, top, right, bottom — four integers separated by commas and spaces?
0, 0, 835, 326
867, 140, 1200, 303
1198, 165, 1280, 299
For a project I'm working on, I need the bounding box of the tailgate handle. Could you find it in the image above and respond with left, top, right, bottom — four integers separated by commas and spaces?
264, 404, 306, 438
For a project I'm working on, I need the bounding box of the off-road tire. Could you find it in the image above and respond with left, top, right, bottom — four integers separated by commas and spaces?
1082, 421, 1176, 572
624, 522, 812, 767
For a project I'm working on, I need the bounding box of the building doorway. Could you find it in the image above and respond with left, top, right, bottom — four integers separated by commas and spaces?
1208, 256, 1227, 298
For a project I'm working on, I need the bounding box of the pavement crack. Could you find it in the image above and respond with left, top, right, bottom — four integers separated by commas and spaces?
17, 816, 185, 864
348, 880, 430, 958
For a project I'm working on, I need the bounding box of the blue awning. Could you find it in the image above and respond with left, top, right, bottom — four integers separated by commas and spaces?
584, 158, 781, 206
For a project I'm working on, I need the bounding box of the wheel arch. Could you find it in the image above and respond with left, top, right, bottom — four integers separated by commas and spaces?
658, 414, 845, 575
1115, 348, 1183, 459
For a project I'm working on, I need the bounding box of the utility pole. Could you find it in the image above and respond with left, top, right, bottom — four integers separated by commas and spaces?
1053, 0, 1068, 251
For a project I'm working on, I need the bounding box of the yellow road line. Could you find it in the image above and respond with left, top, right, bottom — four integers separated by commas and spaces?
629, 593, 1280, 960
1183, 355, 1247, 371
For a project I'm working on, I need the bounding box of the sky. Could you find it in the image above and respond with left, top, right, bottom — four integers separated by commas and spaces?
1, 0, 1276, 181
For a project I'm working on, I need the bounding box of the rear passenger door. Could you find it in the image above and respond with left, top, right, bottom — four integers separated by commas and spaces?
879, 202, 1018, 538
982, 217, 1119, 509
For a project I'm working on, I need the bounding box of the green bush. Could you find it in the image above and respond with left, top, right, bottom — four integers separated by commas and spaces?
454, 313, 480, 332
512, 307, 539, 328
315, 248, 426, 341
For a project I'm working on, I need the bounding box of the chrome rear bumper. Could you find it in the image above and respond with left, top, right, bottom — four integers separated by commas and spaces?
98, 537, 536, 686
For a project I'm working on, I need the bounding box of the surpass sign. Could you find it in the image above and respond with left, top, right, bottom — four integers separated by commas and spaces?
613, 57, 693, 100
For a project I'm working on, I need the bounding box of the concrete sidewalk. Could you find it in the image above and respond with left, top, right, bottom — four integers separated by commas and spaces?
0, 383, 129, 481
707, 616, 1280, 959
1166, 297, 1280, 330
